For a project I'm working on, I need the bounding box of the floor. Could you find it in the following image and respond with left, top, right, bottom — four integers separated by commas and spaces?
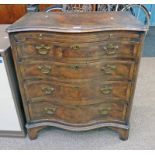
0, 57, 155, 150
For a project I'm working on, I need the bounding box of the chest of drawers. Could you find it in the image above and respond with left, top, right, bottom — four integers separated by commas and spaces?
7, 12, 146, 140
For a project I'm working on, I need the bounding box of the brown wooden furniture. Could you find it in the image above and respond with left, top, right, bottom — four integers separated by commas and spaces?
0, 5, 27, 24
7, 12, 146, 140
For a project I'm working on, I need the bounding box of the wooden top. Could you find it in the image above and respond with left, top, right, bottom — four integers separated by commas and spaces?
0, 24, 10, 54
7, 12, 147, 33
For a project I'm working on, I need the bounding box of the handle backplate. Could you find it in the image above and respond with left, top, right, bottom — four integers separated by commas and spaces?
103, 43, 119, 55
99, 107, 111, 115
35, 44, 50, 55
101, 64, 116, 74
44, 106, 56, 115
41, 86, 55, 95
100, 86, 112, 95
38, 65, 51, 74
70, 44, 80, 50
70, 64, 80, 70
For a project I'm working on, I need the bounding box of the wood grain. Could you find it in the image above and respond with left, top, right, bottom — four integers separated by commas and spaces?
6, 12, 147, 33
0, 5, 26, 24
19, 60, 135, 81
7, 12, 146, 140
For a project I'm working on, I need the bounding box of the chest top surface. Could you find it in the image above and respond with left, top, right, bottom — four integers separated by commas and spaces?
7, 12, 147, 33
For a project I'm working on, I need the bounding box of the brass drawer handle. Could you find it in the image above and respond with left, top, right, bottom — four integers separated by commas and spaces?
99, 107, 111, 115
100, 86, 112, 95
101, 64, 116, 74
70, 44, 80, 50
35, 44, 50, 55
70, 64, 80, 70
38, 65, 51, 74
41, 86, 55, 95
37, 50, 49, 55
44, 107, 56, 115
103, 44, 119, 55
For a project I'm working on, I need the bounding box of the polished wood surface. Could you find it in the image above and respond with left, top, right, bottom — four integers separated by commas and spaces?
13, 31, 141, 43
0, 5, 26, 24
24, 80, 131, 104
29, 101, 126, 124
7, 12, 146, 140
15, 36, 140, 60
19, 60, 135, 81
7, 12, 147, 33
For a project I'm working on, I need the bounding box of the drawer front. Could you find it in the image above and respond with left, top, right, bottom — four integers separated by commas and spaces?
24, 80, 132, 105
19, 60, 135, 81
13, 31, 141, 43
28, 102, 127, 124
16, 41, 139, 60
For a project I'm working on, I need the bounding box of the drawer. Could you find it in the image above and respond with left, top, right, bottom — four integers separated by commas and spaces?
19, 60, 135, 81
28, 102, 127, 124
13, 31, 141, 43
16, 41, 139, 60
24, 80, 132, 105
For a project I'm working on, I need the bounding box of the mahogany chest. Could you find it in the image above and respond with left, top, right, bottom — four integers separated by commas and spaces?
7, 12, 147, 140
